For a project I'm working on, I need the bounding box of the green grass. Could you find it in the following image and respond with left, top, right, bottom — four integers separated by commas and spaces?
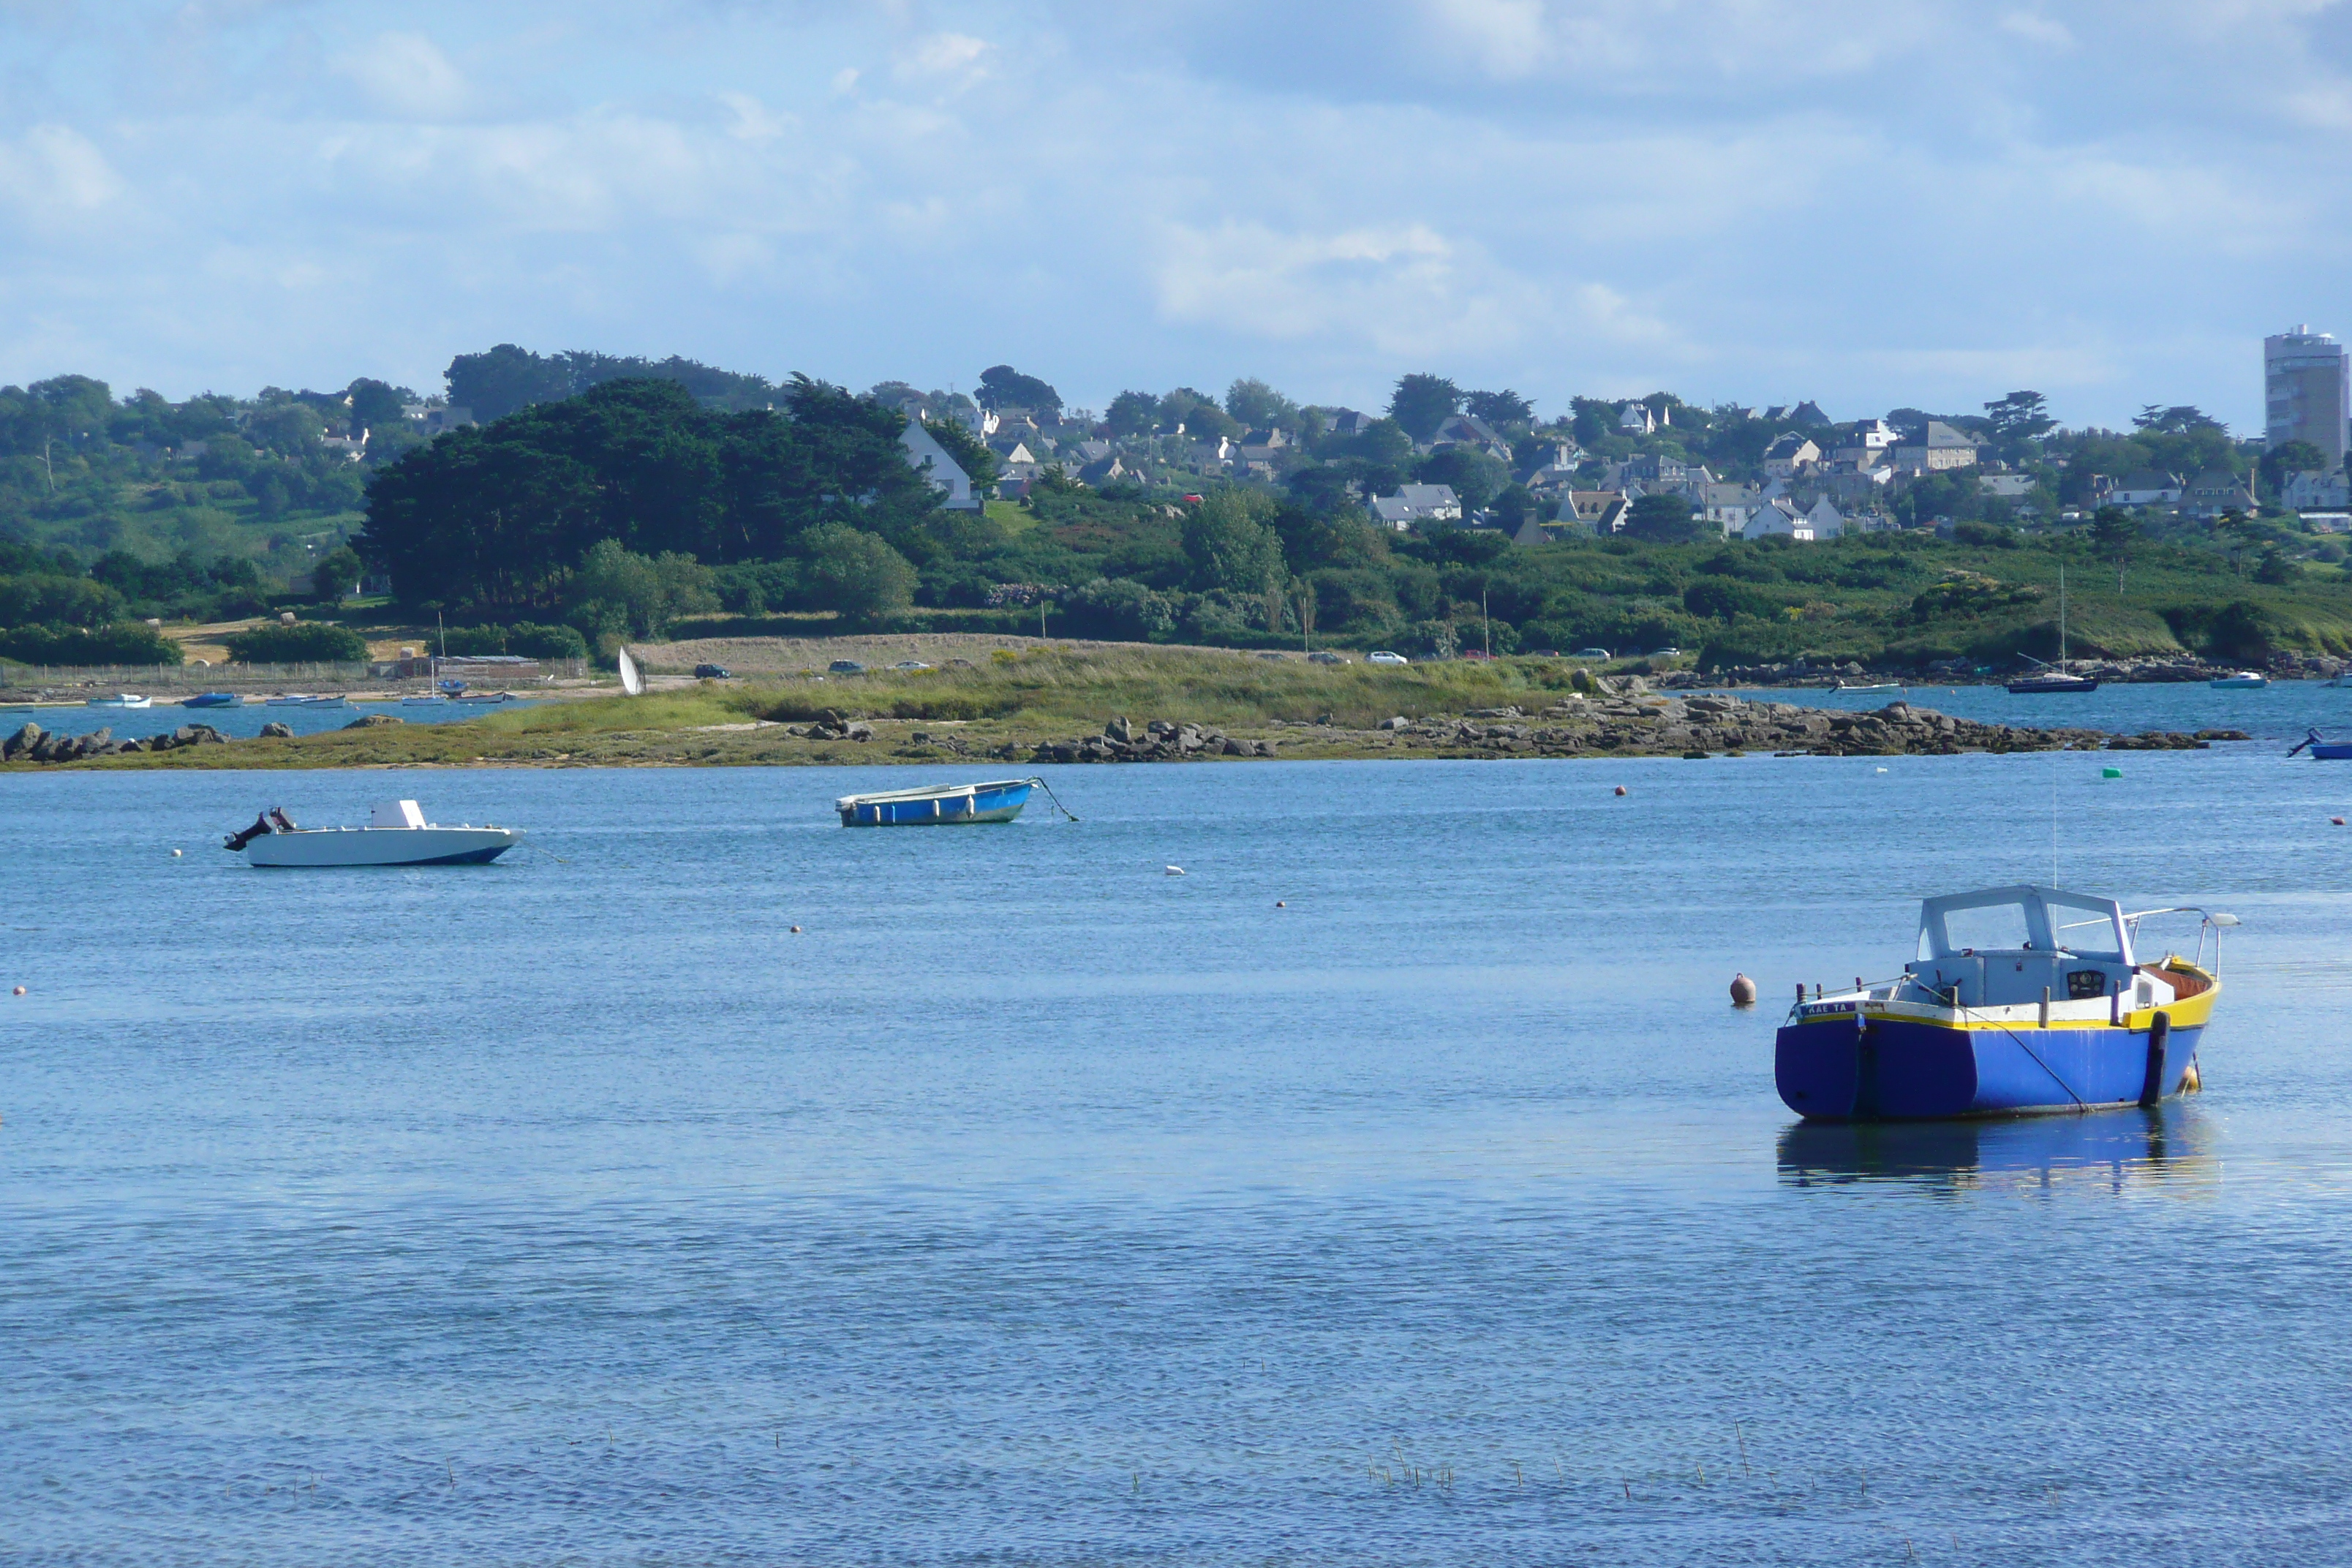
740, 645, 1597, 730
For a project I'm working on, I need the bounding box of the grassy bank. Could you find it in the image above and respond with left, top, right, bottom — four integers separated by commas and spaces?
23, 644, 2137, 772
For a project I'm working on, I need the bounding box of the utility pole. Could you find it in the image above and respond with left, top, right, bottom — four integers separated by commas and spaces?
41, 436, 55, 495
1482, 586, 1491, 657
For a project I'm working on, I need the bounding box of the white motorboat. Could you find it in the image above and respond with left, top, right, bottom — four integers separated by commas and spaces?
2209, 671, 2268, 690
225, 799, 523, 867
399, 693, 450, 705
87, 693, 152, 709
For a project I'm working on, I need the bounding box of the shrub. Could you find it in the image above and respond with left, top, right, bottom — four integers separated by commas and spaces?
0, 621, 184, 666
224, 621, 371, 663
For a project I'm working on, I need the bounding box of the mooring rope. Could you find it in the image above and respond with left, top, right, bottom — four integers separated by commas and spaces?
1025, 776, 1080, 822
1963, 1005, 2089, 1110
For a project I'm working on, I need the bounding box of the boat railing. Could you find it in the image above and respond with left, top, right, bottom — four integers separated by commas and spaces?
2122, 907, 2236, 976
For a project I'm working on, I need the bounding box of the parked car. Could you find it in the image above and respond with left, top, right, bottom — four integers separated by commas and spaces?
891, 660, 932, 671
1570, 648, 1611, 660
1366, 650, 1409, 666
829, 659, 865, 674
1307, 651, 1344, 664
1649, 647, 1684, 658
693, 663, 733, 679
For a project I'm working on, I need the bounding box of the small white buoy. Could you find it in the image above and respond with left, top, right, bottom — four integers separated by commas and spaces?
1730, 973, 1757, 1007
789, 925, 803, 933
1874, 766, 1888, 774
1164, 865, 1185, 876
171, 848, 183, 857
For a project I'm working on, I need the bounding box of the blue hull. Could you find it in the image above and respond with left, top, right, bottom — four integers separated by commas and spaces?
2310, 744, 2352, 761
1776, 1015, 2204, 1120
182, 693, 241, 708
252, 845, 514, 867
838, 781, 1032, 826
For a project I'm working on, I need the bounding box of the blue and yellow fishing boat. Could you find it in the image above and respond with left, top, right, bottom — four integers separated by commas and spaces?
1776, 886, 2231, 1120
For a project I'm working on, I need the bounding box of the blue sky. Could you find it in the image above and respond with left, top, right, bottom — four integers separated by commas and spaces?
2, 0, 2348, 430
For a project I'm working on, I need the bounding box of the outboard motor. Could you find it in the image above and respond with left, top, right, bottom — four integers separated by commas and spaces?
222, 811, 274, 851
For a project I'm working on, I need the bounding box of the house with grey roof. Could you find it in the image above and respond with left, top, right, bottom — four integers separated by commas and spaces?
2104, 470, 2182, 506
2177, 470, 2255, 521
1891, 421, 1983, 472
1371, 483, 1463, 528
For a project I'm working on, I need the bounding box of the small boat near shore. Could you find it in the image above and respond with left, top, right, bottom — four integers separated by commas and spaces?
87, 693, 151, 709
2209, 671, 2268, 689
1775, 885, 2229, 1121
265, 694, 348, 708
837, 778, 1044, 826
2288, 728, 2352, 760
1833, 682, 1904, 695
182, 692, 241, 708
224, 799, 523, 867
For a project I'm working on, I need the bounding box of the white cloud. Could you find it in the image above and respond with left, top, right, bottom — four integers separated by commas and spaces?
891, 32, 990, 86
0, 124, 123, 222
336, 31, 470, 121
1998, 11, 2075, 48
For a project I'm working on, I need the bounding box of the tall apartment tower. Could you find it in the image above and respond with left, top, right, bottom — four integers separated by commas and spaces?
2264, 325, 2349, 467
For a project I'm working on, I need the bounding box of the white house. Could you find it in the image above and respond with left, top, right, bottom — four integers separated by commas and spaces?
2283, 470, 2352, 511
1740, 500, 1806, 543
899, 421, 981, 510
1618, 402, 1658, 434
2104, 470, 2183, 506
1801, 497, 1845, 539
1371, 483, 1463, 528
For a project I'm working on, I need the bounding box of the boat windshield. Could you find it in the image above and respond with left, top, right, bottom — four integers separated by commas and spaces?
1916, 886, 2132, 964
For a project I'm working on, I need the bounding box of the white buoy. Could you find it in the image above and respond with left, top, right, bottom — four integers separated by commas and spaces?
789, 925, 802, 934
1874, 766, 1888, 774
171, 848, 183, 857
1164, 865, 1185, 876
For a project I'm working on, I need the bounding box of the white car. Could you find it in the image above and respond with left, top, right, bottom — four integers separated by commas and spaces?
1366, 650, 1409, 666
892, 660, 932, 671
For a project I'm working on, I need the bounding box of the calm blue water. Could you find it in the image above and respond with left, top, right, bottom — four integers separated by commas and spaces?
6, 752, 2352, 1565
0, 699, 538, 742
1703, 678, 2351, 744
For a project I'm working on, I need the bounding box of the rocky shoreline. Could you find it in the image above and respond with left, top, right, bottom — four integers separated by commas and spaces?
0, 691, 2252, 770
1010, 694, 2244, 764
1671, 650, 2344, 690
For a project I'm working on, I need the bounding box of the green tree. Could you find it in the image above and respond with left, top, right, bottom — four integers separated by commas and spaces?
2089, 505, 2140, 594
1463, 389, 1534, 429
1105, 391, 1160, 438
2261, 438, 2330, 498
1388, 374, 1463, 442
1417, 447, 1509, 511
1224, 377, 1298, 432
445, 344, 575, 421
224, 621, 369, 663
976, 364, 1061, 414
1623, 493, 1700, 542
802, 524, 917, 627
1983, 391, 2055, 442
1181, 490, 1284, 594
312, 546, 364, 600
346, 378, 412, 433
565, 538, 718, 638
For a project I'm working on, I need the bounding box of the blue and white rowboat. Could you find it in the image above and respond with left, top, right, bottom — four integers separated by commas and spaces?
837, 778, 1037, 826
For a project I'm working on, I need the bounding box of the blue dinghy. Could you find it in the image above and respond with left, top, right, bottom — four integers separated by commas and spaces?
182, 692, 242, 708
837, 777, 1037, 826
2288, 728, 2352, 760
1776, 886, 2231, 1121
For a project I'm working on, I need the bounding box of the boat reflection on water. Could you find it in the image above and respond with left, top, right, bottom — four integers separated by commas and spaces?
1777, 1104, 2216, 1194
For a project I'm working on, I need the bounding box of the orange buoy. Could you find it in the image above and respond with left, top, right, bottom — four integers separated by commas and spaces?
1613, 785, 1628, 796
1730, 973, 1757, 1007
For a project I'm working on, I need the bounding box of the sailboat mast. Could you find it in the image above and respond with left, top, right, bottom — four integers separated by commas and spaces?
2058, 567, 2067, 671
